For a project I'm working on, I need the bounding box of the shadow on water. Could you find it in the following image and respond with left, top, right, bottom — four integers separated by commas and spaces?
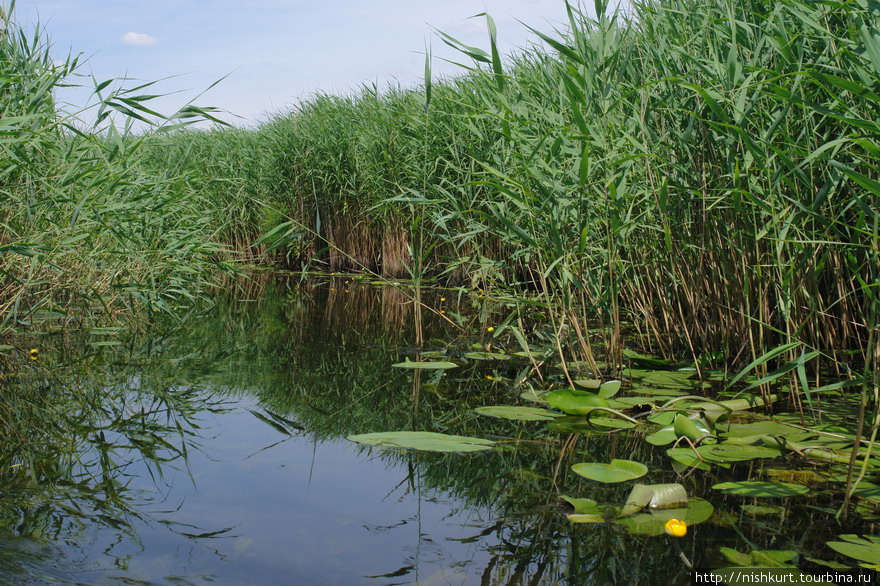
0, 276, 873, 584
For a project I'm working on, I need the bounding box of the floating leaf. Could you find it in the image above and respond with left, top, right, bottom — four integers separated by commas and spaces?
623, 350, 677, 367
598, 380, 622, 398
586, 417, 636, 429
712, 481, 809, 497
617, 498, 714, 536
646, 426, 678, 446
674, 413, 714, 443
519, 389, 549, 404
572, 459, 648, 483
704, 444, 782, 462
642, 370, 696, 388
720, 548, 797, 568
464, 352, 510, 361
719, 421, 805, 439
574, 379, 602, 389
827, 535, 880, 566
621, 483, 688, 516
347, 431, 494, 452
667, 448, 714, 471
474, 406, 561, 421
567, 513, 607, 523
545, 389, 609, 415
560, 495, 601, 514
392, 360, 458, 370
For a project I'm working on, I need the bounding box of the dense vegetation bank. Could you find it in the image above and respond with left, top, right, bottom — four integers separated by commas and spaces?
3, 0, 879, 382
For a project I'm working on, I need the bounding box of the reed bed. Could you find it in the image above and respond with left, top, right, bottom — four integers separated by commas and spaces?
149, 0, 878, 379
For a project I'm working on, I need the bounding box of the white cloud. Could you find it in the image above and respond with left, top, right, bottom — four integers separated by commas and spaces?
121, 32, 158, 46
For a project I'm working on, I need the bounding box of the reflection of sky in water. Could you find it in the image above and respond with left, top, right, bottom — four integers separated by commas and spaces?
57, 396, 499, 585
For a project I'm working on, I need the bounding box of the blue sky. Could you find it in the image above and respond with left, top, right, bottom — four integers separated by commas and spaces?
15, 1, 581, 126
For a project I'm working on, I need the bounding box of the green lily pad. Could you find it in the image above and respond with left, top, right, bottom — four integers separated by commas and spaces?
642, 370, 696, 388
646, 426, 678, 446
704, 444, 782, 462
574, 379, 602, 389
519, 389, 549, 404
566, 513, 607, 523
827, 535, 880, 567
347, 431, 494, 452
720, 548, 798, 568
545, 389, 609, 415
617, 498, 714, 536
674, 413, 715, 443
572, 459, 648, 483
719, 421, 807, 439
712, 481, 809, 497
586, 416, 636, 429
598, 380, 622, 398
474, 406, 561, 421
623, 349, 677, 367
667, 448, 715, 471
560, 495, 601, 514
621, 483, 688, 516
464, 352, 510, 361
392, 360, 458, 370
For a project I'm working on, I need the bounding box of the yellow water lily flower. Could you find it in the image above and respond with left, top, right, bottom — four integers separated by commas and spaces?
486, 327, 495, 333
664, 519, 687, 537
440, 297, 446, 302
28, 348, 39, 360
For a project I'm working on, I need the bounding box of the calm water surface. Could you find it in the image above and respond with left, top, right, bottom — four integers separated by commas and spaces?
0, 278, 871, 584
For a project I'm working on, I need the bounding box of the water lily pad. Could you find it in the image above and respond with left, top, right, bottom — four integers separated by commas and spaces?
642, 370, 696, 388
719, 421, 807, 439
519, 389, 549, 404
545, 389, 609, 415
598, 380, 622, 398
464, 352, 510, 361
474, 406, 561, 421
574, 379, 602, 389
646, 426, 678, 446
621, 483, 688, 516
392, 360, 458, 370
566, 513, 607, 523
674, 413, 715, 443
572, 459, 648, 483
617, 498, 714, 536
712, 481, 809, 497
623, 349, 677, 367
586, 417, 636, 429
560, 495, 601, 514
827, 535, 880, 566
720, 548, 797, 568
667, 448, 714, 471
704, 444, 782, 462
347, 431, 494, 452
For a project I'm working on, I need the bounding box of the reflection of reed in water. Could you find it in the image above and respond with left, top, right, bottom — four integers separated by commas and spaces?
381, 285, 411, 338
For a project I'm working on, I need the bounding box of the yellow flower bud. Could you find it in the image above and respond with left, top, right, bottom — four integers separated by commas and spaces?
486, 327, 495, 333
664, 519, 687, 538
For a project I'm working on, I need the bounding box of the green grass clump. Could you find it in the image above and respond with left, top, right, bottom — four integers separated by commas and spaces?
0, 4, 232, 334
